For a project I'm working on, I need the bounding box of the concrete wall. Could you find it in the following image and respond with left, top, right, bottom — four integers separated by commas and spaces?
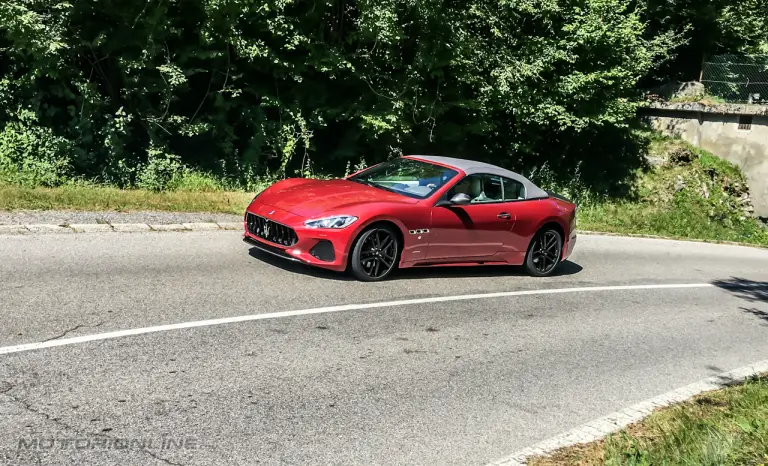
643, 109, 768, 218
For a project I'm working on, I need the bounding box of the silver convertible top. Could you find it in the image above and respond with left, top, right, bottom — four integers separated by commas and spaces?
407, 155, 550, 200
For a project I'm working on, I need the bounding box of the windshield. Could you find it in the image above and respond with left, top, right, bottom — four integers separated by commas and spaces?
348, 158, 459, 199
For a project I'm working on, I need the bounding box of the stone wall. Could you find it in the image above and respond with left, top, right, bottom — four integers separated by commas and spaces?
642, 102, 768, 218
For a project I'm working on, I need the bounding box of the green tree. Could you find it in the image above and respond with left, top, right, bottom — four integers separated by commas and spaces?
639, 0, 768, 83
0, 0, 682, 194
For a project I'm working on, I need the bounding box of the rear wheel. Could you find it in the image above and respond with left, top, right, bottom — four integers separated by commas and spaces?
349, 226, 400, 281
524, 228, 563, 277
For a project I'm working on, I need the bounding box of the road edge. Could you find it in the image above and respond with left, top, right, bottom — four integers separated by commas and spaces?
0, 222, 241, 234
1, 224, 766, 250
485, 358, 768, 466
578, 229, 768, 249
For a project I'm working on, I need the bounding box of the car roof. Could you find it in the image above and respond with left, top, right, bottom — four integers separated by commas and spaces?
405, 155, 549, 200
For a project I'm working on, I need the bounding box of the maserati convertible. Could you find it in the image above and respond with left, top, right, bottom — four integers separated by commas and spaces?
243, 155, 577, 281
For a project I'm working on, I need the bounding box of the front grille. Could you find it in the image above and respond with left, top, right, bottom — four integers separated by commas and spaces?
245, 212, 298, 246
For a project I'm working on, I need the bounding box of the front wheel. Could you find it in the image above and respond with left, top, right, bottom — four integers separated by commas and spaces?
524, 228, 563, 277
349, 226, 400, 282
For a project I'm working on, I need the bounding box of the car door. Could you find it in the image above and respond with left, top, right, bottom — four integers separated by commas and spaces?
426, 174, 517, 260
498, 175, 537, 255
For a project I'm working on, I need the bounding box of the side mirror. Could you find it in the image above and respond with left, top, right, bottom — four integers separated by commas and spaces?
436, 193, 471, 207
450, 193, 472, 205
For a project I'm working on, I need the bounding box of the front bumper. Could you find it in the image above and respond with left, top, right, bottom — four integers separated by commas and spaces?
242, 203, 352, 272
243, 236, 302, 263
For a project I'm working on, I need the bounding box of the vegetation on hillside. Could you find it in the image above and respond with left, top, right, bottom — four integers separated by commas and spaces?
529, 374, 768, 465
578, 133, 768, 245
1, 0, 767, 196
2, 130, 766, 246
1, 0, 767, 247
640, 0, 768, 84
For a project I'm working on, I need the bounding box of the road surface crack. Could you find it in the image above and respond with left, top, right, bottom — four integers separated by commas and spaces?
42, 322, 103, 342
5, 391, 84, 435
5, 392, 186, 466
145, 450, 186, 466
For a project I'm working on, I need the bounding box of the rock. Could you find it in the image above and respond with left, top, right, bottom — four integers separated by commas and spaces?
675, 175, 686, 192
648, 81, 706, 100
675, 81, 706, 99
668, 146, 695, 165
701, 182, 710, 199
647, 101, 768, 115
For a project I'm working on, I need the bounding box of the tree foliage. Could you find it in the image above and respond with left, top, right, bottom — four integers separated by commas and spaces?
0, 0, 724, 193
640, 0, 768, 83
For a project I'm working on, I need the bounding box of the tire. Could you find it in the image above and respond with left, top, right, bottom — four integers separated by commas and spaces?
524, 227, 563, 277
349, 225, 400, 282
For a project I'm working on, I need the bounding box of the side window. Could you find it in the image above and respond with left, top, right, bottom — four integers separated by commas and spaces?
502, 177, 526, 201
447, 174, 503, 204
477, 175, 503, 203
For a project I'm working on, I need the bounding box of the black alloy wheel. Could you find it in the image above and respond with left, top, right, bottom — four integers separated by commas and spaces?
524, 229, 563, 277
350, 226, 399, 281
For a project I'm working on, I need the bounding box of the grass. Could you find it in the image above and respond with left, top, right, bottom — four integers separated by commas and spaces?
575, 134, 768, 247
528, 375, 768, 466
578, 203, 768, 246
669, 93, 728, 105
0, 183, 254, 214
1, 132, 767, 247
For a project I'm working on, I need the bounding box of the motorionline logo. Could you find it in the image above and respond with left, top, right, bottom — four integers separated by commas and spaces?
17, 437, 198, 451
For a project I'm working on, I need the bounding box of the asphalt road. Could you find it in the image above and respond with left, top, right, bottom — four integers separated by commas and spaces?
1, 231, 767, 465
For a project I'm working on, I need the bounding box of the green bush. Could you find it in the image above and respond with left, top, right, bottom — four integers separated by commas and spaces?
166, 169, 226, 192
0, 115, 73, 187
0, 0, 683, 192
135, 147, 184, 192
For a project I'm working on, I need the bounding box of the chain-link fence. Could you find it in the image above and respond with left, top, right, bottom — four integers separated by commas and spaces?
701, 54, 768, 104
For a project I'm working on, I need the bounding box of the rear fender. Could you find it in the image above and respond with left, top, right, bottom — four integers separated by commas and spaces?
532, 216, 571, 258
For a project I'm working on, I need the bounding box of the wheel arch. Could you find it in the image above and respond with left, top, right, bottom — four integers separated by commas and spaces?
529, 219, 568, 260
537, 220, 565, 240
346, 218, 406, 268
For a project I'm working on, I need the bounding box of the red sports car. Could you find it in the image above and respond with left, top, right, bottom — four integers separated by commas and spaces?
243, 156, 577, 281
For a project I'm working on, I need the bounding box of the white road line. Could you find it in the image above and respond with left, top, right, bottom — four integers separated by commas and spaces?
486, 358, 768, 466
0, 283, 715, 356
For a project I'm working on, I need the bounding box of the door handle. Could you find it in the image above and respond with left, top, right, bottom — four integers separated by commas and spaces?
497, 212, 512, 220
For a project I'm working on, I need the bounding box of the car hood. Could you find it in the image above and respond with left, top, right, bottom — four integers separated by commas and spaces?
258, 179, 418, 218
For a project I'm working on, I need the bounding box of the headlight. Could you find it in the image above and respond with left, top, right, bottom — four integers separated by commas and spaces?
304, 215, 358, 229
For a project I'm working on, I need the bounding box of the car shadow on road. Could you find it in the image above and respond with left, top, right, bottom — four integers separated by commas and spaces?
247, 247, 583, 281
711, 277, 768, 325
393, 260, 583, 281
